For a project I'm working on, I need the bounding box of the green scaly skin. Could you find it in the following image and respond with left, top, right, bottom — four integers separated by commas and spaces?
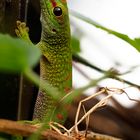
16, 0, 72, 126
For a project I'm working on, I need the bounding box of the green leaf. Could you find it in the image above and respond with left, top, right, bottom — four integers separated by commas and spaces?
71, 36, 81, 54
71, 11, 140, 52
0, 34, 41, 73
134, 38, 140, 51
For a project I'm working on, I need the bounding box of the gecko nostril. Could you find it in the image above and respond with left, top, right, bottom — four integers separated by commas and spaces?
52, 28, 57, 32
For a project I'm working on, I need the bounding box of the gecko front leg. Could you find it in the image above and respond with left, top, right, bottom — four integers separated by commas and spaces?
15, 21, 32, 44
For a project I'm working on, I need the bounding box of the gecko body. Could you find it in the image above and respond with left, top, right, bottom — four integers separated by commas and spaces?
33, 0, 72, 124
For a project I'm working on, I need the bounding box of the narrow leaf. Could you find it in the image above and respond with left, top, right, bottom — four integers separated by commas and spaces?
71, 11, 140, 52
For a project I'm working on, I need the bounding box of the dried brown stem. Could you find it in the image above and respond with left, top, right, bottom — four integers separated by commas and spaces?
0, 119, 73, 140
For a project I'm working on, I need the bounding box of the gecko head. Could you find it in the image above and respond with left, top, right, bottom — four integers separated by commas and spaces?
40, 0, 70, 34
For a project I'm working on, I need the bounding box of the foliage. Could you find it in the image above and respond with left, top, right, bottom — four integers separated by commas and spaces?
71, 11, 140, 52
0, 34, 41, 73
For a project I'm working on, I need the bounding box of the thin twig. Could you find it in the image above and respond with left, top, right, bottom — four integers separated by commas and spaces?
69, 90, 113, 133
69, 87, 131, 134
113, 76, 140, 89
73, 54, 106, 73
74, 89, 106, 133
73, 62, 91, 80
73, 54, 140, 89
49, 122, 70, 135
82, 105, 89, 138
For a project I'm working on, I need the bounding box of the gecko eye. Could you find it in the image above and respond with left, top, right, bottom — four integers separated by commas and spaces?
53, 7, 62, 16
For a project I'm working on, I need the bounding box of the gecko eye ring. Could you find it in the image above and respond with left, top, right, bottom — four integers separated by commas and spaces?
53, 7, 62, 16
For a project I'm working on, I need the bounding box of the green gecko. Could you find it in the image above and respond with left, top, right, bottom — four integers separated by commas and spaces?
16, 0, 72, 126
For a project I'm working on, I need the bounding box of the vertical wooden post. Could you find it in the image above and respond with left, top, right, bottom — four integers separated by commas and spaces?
0, 0, 20, 120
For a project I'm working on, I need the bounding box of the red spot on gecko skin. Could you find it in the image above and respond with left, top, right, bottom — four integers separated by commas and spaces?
62, 0, 66, 3
64, 73, 72, 93
50, 0, 57, 7
57, 113, 64, 120
64, 87, 71, 93
65, 73, 72, 81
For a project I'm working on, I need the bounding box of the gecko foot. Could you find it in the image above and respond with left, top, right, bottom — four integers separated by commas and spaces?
15, 21, 30, 42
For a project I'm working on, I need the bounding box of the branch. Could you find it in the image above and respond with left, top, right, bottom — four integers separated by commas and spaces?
0, 119, 121, 140
73, 54, 105, 73
0, 119, 73, 140
73, 54, 140, 89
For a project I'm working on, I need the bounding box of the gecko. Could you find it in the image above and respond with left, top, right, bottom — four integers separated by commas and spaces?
16, 0, 72, 126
